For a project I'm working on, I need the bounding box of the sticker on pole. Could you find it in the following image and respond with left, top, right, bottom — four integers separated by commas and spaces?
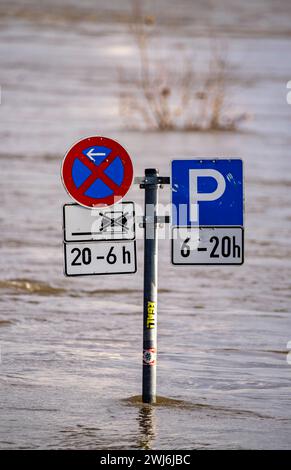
143, 348, 157, 366
61, 136, 133, 208
171, 159, 244, 265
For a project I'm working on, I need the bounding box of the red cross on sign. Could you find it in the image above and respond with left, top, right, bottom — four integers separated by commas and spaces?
61, 136, 134, 208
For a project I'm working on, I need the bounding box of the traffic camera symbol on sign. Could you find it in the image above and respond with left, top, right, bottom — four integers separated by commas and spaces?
172, 159, 243, 226
61, 136, 133, 208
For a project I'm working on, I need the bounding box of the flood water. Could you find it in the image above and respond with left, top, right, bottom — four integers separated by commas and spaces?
0, 0, 291, 449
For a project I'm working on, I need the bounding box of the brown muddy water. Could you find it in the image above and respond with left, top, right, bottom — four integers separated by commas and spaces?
0, 0, 291, 449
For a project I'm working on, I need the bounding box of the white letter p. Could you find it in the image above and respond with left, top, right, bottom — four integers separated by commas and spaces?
189, 169, 226, 222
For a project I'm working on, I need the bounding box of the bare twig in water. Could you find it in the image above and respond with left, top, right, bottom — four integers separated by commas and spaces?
119, 0, 248, 131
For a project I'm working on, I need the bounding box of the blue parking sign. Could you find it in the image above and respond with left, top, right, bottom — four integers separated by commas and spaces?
171, 159, 243, 226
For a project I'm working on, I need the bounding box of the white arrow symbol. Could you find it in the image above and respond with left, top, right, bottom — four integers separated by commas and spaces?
86, 148, 106, 161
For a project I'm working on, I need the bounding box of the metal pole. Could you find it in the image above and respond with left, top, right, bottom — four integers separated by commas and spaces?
142, 168, 159, 404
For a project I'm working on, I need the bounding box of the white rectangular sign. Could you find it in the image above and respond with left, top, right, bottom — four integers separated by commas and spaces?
64, 241, 137, 276
172, 226, 244, 265
63, 202, 135, 242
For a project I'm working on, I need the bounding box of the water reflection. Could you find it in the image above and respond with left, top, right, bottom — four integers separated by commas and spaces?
137, 405, 156, 450
124, 395, 195, 449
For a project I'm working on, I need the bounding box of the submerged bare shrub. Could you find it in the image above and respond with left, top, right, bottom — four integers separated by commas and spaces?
119, 1, 248, 131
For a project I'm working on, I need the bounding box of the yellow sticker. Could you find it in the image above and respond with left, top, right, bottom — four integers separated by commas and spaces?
147, 301, 156, 329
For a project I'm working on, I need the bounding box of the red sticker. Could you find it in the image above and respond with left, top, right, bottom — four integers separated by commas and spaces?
143, 348, 157, 366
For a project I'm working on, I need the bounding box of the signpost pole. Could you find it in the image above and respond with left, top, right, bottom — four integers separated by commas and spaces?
142, 168, 159, 404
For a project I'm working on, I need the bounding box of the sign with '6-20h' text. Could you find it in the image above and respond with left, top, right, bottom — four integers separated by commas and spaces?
171, 159, 244, 265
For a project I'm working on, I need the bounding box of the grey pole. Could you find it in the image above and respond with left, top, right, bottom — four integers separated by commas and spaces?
142, 168, 159, 404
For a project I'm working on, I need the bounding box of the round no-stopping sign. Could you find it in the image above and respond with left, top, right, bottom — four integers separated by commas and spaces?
61, 136, 133, 208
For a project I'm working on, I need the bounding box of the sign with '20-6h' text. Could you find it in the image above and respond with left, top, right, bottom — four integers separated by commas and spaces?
171, 159, 244, 265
